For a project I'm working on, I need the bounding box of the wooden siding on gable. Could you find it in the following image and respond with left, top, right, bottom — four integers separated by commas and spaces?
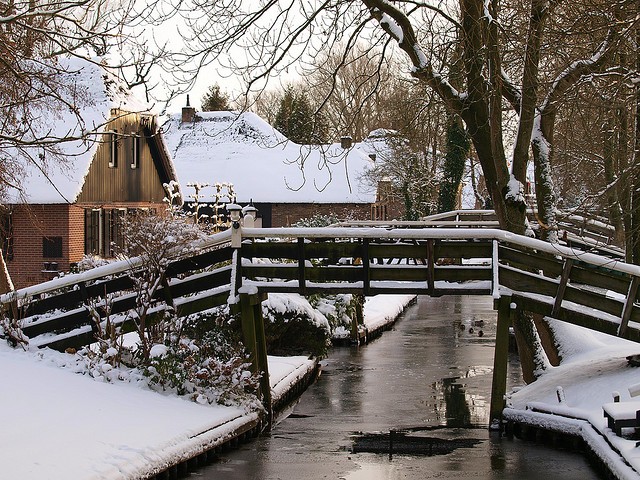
76, 111, 168, 204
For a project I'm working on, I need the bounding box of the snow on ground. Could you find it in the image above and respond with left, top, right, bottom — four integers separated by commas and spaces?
363, 294, 416, 331
0, 294, 412, 479
6, 291, 640, 479
505, 318, 640, 479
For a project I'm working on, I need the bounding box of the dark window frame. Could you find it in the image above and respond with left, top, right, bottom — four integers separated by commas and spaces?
42, 236, 63, 258
130, 133, 140, 169
108, 130, 118, 168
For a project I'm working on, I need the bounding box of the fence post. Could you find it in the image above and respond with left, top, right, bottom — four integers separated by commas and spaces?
490, 295, 512, 428
239, 289, 272, 429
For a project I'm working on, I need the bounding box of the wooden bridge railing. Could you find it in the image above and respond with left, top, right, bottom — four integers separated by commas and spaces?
0, 230, 235, 351
238, 227, 640, 343
3, 224, 640, 352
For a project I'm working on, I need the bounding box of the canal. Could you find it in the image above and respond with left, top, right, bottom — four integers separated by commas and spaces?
197, 295, 604, 479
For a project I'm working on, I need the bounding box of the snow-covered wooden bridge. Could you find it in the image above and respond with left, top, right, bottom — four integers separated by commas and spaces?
2, 210, 638, 423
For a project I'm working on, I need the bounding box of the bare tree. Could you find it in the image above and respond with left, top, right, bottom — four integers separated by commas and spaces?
132, 0, 635, 237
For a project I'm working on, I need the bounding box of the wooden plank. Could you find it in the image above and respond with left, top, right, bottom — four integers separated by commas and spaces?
570, 264, 631, 296
435, 266, 492, 282
242, 265, 299, 281
370, 266, 427, 282
164, 267, 232, 298
552, 258, 573, 317
619, 277, 640, 337
498, 265, 559, 298
563, 286, 623, 318
306, 267, 363, 282
175, 290, 232, 317
165, 246, 233, 276
298, 238, 306, 295
22, 308, 92, 337
243, 242, 299, 259
369, 243, 425, 260
498, 244, 562, 278
511, 293, 621, 337
435, 240, 492, 259
305, 242, 363, 259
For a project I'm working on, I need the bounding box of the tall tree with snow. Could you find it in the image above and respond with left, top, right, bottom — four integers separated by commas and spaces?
0, 0, 152, 203
140, 0, 635, 239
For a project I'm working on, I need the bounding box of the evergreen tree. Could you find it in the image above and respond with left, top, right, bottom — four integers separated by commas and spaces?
274, 86, 317, 144
201, 84, 230, 111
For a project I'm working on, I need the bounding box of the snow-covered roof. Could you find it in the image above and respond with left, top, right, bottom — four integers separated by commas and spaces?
162, 111, 376, 204
6, 57, 152, 204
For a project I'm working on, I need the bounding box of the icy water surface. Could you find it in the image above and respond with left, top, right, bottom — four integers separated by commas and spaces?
195, 295, 604, 479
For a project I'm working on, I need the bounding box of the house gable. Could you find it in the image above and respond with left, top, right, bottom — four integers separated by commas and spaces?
76, 110, 170, 204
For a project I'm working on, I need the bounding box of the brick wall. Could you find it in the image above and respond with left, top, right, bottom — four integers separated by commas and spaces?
8, 204, 73, 288
270, 203, 372, 227
8, 202, 166, 289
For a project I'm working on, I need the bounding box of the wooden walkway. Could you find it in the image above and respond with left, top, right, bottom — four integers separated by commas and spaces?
2, 213, 639, 423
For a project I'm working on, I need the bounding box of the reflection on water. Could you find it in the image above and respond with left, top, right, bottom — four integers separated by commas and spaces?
198, 295, 604, 480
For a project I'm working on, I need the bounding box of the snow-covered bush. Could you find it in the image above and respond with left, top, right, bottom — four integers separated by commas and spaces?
117, 211, 206, 363
0, 314, 28, 349
261, 293, 331, 357
292, 214, 339, 228
75, 254, 111, 272
144, 330, 260, 409
308, 293, 358, 335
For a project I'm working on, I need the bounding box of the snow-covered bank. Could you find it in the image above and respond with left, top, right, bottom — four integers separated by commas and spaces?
0, 294, 412, 479
0, 342, 316, 479
363, 294, 416, 332
504, 319, 640, 480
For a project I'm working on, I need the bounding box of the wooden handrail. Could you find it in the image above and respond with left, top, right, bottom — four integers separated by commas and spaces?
7, 224, 640, 351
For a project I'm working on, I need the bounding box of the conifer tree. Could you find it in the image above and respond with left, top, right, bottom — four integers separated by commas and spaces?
201, 84, 230, 111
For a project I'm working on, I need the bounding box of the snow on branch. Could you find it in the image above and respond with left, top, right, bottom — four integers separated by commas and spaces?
541, 28, 617, 113
363, 0, 465, 112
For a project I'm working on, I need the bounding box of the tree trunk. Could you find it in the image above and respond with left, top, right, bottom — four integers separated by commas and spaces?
603, 111, 625, 245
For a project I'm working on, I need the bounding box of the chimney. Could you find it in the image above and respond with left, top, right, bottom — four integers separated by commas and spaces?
182, 94, 196, 123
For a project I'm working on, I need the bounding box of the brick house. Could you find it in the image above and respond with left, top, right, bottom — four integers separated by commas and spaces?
2, 60, 177, 289
162, 105, 377, 227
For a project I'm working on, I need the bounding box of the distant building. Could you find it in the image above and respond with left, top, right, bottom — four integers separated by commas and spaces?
2, 58, 177, 288
162, 107, 376, 227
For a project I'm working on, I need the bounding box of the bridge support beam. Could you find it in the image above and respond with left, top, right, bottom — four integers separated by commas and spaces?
490, 295, 512, 427
239, 289, 272, 429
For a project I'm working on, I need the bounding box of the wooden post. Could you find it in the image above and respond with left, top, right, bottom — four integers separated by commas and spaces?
352, 295, 364, 344
362, 238, 370, 296
239, 291, 258, 373
297, 237, 306, 296
552, 258, 573, 317
426, 239, 435, 296
619, 276, 640, 337
239, 290, 272, 429
490, 296, 512, 426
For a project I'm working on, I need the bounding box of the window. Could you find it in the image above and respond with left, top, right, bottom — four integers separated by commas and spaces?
42, 236, 63, 258
84, 209, 100, 255
130, 134, 140, 169
108, 130, 118, 168
1, 212, 13, 261
105, 208, 126, 256
84, 208, 134, 257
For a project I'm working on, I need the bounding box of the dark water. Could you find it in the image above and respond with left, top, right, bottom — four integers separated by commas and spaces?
195, 295, 604, 479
